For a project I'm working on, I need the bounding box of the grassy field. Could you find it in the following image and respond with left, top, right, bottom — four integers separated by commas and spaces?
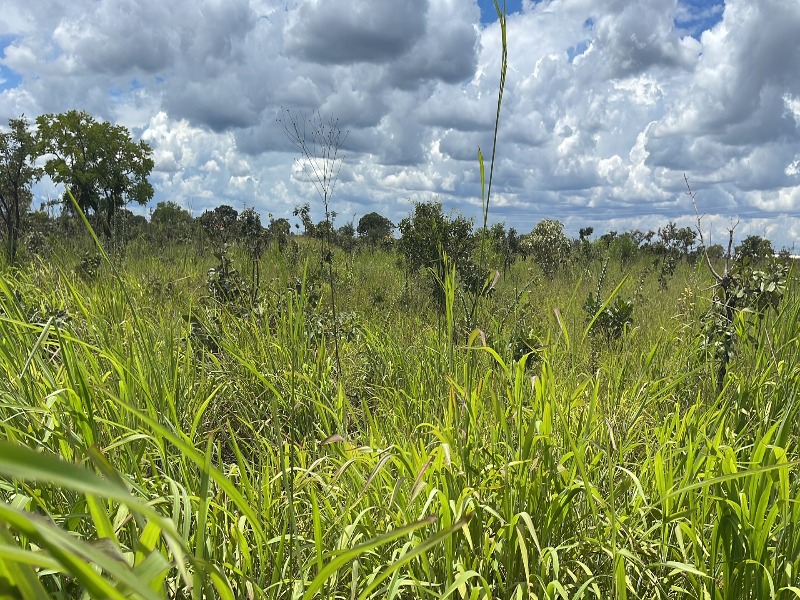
0, 236, 798, 599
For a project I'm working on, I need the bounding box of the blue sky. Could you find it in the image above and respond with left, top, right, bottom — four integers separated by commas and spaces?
0, 38, 21, 92
478, 0, 724, 32
1, 0, 799, 249
478, 0, 524, 24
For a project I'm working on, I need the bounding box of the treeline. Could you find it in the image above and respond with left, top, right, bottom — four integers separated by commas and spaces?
1, 114, 781, 271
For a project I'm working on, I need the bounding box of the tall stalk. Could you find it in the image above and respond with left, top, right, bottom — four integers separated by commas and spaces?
280, 110, 347, 377
470, 0, 508, 323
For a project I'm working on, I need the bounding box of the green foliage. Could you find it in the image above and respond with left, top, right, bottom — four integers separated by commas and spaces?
0, 238, 799, 599
75, 251, 102, 281
205, 245, 250, 307
237, 207, 266, 261
523, 218, 571, 278
0, 117, 40, 264
266, 215, 292, 252
488, 222, 523, 273
198, 204, 238, 245
397, 199, 479, 306
583, 258, 634, 342
150, 200, 193, 243
700, 259, 789, 389
293, 202, 315, 236
357, 211, 394, 245
736, 234, 774, 261
35, 110, 154, 239
607, 231, 640, 266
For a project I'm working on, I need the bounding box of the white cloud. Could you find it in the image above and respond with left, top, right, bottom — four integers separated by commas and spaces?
0, 0, 797, 248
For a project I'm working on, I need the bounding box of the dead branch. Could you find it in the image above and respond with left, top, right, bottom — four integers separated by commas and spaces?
685, 173, 722, 282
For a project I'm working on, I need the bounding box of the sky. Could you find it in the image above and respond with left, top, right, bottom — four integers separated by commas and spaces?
1, 0, 799, 250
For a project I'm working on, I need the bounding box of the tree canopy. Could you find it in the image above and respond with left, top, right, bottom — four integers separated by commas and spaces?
357, 211, 394, 244
36, 110, 154, 238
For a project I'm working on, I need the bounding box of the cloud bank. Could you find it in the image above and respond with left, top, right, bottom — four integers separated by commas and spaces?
1, 0, 799, 248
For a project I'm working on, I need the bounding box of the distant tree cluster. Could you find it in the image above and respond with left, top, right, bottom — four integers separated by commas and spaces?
1, 114, 784, 278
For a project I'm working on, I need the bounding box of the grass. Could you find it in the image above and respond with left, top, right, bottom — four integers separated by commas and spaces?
0, 235, 798, 598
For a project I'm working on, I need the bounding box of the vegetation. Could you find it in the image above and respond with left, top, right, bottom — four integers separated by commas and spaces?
0, 191, 797, 598
0, 117, 40, 264
35, 110, 154, 239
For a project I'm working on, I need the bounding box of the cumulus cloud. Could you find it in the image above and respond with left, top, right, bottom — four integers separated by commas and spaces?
0, 0, 798, 248
284, 0, 426, 65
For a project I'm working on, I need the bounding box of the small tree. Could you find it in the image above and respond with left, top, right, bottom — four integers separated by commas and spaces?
398, 200, 477, 308
736, 235, 773, 261
523, 219, 571, 278
266, 216, 291, 251
0, 117, 40, 264
293, 202, 315, 236
237, 207, 266, 300
36, 110, 154, 239
686, 175, 787, 393
150, 200, 193, 243
357, 211, 394, 245
199, 204, 239, 245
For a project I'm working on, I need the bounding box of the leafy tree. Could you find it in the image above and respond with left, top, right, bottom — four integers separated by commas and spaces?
0, 117, 40, 263
398, 200, 474, 274
36, 110, 154, 238
266, 216, 291, 251
489, 222, 523, 274
237, 207, 266, 299
398, 200, 476, 306
599, 231, 617, 247
706, 244, 725, 260
293, 202, 315, 236
150, 201, 193, 242
112, 208, 148, 243
357, 211, 394, 245
736, 235, 774, 261
237, 207, 265, 260
523, 219, 571, 278
608, 232, 639, 266
199, 204, 238, 245
676, 226, 698, 256
336, 221, 357, 253
314, 218, 335, 241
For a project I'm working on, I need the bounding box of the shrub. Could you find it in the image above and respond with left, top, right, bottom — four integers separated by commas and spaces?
523, 219, 571, 278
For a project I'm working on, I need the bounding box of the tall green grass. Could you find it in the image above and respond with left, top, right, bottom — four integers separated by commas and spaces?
1, 242, 798, 598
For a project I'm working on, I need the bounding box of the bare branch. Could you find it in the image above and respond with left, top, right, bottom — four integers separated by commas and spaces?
685, 173, 722, 282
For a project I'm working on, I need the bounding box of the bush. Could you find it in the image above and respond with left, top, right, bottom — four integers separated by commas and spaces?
523, 219, 571, 278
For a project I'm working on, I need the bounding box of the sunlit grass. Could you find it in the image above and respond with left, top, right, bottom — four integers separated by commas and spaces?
1, 240, 798, 598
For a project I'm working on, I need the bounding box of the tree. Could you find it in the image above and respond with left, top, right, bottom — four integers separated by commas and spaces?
357, 211, 394, 244
237, 207, 265, 259
736, 235, 773, 261
35, 110, 154, 238
676, 226, 698, 256
489, 222, 523, 274
199, 205, 238, 244
523, 219, 571, 278
150, 201, 193, 242
398, 200, 477, 307
266, 216, 291, 251
292, 202, 315, 236
0, 117, 40, 263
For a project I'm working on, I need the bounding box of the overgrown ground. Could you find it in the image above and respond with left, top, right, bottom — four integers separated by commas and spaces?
1, 237, 798, 599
